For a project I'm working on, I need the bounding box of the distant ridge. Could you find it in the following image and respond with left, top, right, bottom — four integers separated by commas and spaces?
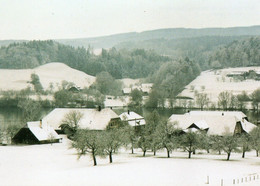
1, 25, 260, 49
56, 25, 260, 48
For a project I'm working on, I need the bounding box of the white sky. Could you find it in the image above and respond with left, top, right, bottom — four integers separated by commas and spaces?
0, 0, 260, 40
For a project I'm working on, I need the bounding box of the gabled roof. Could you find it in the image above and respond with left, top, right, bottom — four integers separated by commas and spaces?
240, 119, 256, 134
169, 112, 256, 135
42, 108, 120, 130
27, 121, 60, 141
119, 111, 146, 126
189, 120, 209, 130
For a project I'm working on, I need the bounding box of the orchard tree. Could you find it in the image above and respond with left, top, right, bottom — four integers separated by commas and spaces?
211, 135, 224, 155
250, 127, 260, 157
239, 134, 251, 158
72, 130, 104, 166
221, 135, 239, 161
123, 125, 138, 154
180, 131, 200, 158
145, 110, 161, 155
155, 120, 180, 158
102, 128, 124, 163
137, 127, 151, 157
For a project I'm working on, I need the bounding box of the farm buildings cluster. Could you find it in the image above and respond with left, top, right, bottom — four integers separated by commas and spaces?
11, 108, 257, 145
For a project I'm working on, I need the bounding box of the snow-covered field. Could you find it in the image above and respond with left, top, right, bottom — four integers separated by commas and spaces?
1, 136, 260, 186
178, 67, 260, 103
0, 62, 96, 91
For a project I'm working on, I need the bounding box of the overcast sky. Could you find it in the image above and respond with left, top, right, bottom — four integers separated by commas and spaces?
1, 0, 260, 40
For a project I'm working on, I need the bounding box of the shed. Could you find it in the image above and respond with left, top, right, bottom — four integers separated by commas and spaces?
12, 121, 60, 144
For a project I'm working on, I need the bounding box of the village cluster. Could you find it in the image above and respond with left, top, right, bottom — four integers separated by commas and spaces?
9, 107, 259, 166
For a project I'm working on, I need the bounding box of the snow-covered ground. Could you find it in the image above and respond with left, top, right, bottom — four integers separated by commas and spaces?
0, 62, 96, 91
1, 136, 260, 186
178, 67, 260, 103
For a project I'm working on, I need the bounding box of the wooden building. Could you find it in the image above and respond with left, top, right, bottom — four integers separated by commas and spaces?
12, 121, 61, 144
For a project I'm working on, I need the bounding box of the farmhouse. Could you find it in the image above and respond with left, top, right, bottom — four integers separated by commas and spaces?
12, 121, 60, 144
42, 108, 121, 132
169, 111, 256, 135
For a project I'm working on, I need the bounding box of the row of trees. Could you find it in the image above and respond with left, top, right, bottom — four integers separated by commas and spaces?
70, 110, 260, 166
195, 88, 260, 112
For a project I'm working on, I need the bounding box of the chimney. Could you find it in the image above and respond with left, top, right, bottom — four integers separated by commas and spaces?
98, 106, 102, 111
128, 110, 130, 115
222, 113, 224, 116
40, 119, 42, 128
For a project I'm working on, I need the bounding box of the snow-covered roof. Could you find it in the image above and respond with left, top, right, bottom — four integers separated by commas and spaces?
42, 108, 120, 130
27, 121, 60, 141
240, 119, 256, 134
189, 120, 209, 130
119, 111, 146, 127
169, 112, 256, 135
186, 111, 247, 120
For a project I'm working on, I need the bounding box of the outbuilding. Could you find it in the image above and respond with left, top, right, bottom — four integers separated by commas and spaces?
12, 121, 61, 144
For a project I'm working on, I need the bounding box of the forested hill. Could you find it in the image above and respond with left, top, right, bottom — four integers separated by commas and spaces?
208, 37, 260, 68
0, 40, 172, 79
56, 25, 260, 49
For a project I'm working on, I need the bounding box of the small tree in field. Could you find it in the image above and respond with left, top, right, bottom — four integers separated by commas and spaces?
238, 133, 251, 158
198, 131, 211, 153
102, 128, 124, 163
137, 127, 151, 157
221, 135, 239, 161
250, 127, 260, 157
180, 131, 200, 158
211, 135, 224, 155
155, 120, 179, 158
145, 110, 161, 155
72, 130, 103, 166
123, 125, 138, 154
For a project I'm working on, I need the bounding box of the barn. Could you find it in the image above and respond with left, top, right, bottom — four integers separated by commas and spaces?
12, 120, 61, 144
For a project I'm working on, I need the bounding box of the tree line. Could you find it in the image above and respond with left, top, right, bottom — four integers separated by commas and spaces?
0, 40, 171, 79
